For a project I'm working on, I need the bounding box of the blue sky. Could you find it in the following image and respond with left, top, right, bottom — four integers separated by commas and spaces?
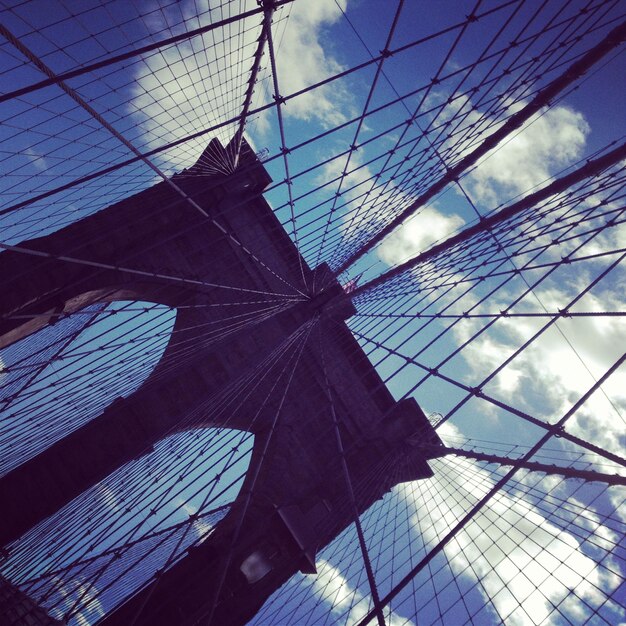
1, 0, 625, 624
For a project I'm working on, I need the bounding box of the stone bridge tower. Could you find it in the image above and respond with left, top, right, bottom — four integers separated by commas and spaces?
0, 138, 441, 626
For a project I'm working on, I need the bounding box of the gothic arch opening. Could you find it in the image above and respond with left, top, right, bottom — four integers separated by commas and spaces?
0, 300, 177, 475
0, 426, 254, 625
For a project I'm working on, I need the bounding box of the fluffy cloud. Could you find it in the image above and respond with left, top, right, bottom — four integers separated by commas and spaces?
312, 559, 413, 626
397, 435, 623, 626
428, 92, 590, 207
367, 101, 588, 271
273, 0, 350, 128
466, 104, 590, 204
377, 205, 465, 266
129, 0, 351, 173
433, 96, 585, 211
451, 284, 626, 456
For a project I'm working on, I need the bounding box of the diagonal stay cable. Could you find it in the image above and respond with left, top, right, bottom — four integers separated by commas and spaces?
0, 22, 305, 298
202, 318, 315, 626
228, 0, 275, 170
335, 19, 626, 275
0, 240, 293, 299
456, 173, 626, 423
311, 0, 406, 292
0, 1, 294, 105
422, 445, 626, 485
349, 325, 626, 469
0, 1, 520, 220
348, 140, 626, 299
355, 349, 626, 625
318, 324, 386, 626
265, 1, 308, 292
415, 78, 626, 428
328, 0, 484, 277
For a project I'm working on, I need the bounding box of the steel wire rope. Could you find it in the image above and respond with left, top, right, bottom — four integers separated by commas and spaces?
0, 300, 291, 416
0, 0, 521, 221
396, 0, 614, 218
0, 300, 296, 470
62, 408, 260, 622
427, 243, 626, 436
376, 450, 620, 620
200, 317, 315, 626
285, 50, 617, 267
317, 323, 387, 626
323, 0, 520, 276
1, 304, 300, 552
1, 299, 284, 377
0, 23, 307, 299
347, 194, 626, 466
427, 456, 623, 623
310, 0, 406, 292
333, 18, 626, 275
323, 0, 606, 277
1, 2, 624, 620
264, 3, 309, 292
2, 296, 292, 438
1, 17, 588, 260
349, 157, 625, 367
5, 322, 304, 596
329, 0, 486, 274
325, 5, 615, 268
348, 180, 624, 426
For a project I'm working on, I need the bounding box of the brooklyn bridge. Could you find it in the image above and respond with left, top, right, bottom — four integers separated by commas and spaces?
0, 1, 624, 625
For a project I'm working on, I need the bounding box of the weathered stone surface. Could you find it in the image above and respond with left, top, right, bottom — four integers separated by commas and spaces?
1, 138, 441, 626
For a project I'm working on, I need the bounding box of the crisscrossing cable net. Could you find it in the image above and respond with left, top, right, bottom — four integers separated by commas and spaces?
0, 1, 624, 625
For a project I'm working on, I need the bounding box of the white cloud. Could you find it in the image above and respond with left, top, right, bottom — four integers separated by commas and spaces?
429, 93, 590, 208
312, 559, 413, 626
451, 285, 626, 455
129, 0, 351, 173
24, 147, 49, 171
400, 455, 623, 626
377, 205, 465, 266
465, 104, 590, 205
273, 0, 350, 128
348, 100, 588, 271
95, 483, 121, 513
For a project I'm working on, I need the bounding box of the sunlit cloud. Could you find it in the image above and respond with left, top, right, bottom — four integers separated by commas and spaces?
312, 559, 414, 626
450, 285, 626, 455
466, 103, 590, 205
399, 426, 623, 626
272, 0, 350, 129
377, 205, 465, 266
